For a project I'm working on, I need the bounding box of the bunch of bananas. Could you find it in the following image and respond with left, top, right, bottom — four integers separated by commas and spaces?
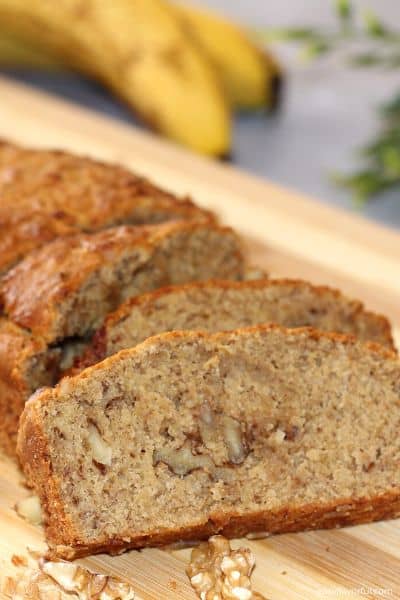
0, 0, 281, 156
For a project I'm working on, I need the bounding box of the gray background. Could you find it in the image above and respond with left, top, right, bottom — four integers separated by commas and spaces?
3, 0, 400, 228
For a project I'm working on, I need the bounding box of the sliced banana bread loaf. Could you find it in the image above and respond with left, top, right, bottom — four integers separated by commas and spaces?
0, 140, 214, 275
1, 221, 243, 343
75, 279, 395, 371
18, 326, 400, 559
0, 221, 243, 454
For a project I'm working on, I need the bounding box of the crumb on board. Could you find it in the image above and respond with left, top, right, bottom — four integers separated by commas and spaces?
14, 495, 43, 526
168, 578, 178, 591
11, 555, 28, 568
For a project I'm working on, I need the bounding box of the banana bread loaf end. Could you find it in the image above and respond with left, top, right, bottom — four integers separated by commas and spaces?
0, 140, 214, 275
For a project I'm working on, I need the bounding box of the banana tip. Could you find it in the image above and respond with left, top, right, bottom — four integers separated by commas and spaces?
269, 73, 284, 112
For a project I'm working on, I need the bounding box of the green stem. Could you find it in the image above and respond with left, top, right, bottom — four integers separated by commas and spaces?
257, 2, 400, 203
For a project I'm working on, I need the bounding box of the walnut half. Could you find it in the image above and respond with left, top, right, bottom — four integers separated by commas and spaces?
154, 405, 248, 478
1, 557, 136, 599
199, 405, 248, 465
187, 535, 266, 600
221, 415, 247, 465
153, 441, 215, 476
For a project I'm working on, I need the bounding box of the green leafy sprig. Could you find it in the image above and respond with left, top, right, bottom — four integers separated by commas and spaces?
259, 0, 400, 202
334, 94, 400, 202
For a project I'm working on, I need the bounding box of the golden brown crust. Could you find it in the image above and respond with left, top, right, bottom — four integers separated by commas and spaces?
0, 139, 214, 275
1, 221, 241, 342
1, 225, 153, 340
17, 324, 400, 558
73, 277, 396, 374
0, 319, 47, 382
45, 491, 400, 559
17, 393, 82, 546
0, 319, 53, 455
0, 378, 28, 456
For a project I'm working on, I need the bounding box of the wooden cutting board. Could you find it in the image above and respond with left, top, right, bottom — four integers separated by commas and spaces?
0, 76, 399, 600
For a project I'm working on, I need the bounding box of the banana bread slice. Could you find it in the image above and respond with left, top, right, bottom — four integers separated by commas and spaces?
0, 140, 214, 275
75, 279, 395, 371
18, 326, 400, 559
0, 221, 243, 454
1, 221, 243, 343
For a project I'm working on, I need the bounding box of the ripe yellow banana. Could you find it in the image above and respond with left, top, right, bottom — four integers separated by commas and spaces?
170, 1, 282, 110
0, 30, 62, 69
0, 0, 230, 156
0, 4, 281, 112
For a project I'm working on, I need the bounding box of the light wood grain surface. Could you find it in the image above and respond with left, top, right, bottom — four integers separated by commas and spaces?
0, 76, 399, 599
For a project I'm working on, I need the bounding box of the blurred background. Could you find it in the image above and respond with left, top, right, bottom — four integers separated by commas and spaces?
1, 0, 399, 227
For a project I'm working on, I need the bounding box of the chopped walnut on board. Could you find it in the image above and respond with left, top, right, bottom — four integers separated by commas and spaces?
1, 556, 136, 599
187, 535, 267, 600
